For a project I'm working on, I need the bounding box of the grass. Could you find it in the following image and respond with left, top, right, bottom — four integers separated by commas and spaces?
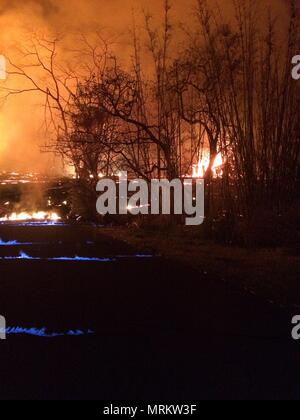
102, 225, 300, 308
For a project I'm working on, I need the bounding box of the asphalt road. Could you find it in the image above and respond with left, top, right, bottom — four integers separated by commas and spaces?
0, 224, 299, 400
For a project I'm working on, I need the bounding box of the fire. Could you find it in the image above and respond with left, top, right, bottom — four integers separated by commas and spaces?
0, 211, 61, 222
0, 55, 6, 80
192, 152, 224, 178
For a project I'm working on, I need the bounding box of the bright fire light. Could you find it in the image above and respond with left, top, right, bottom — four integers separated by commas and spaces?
0, 55, 6, 80
0, 211, 61, 222
192, 152, 224, 178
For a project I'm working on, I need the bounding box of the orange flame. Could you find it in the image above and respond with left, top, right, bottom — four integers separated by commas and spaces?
0, 211, 61, 222
192, 152, 224, 178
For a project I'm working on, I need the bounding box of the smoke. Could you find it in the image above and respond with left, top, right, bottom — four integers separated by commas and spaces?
0, 0, 293, 174
14, 183, 45, 213
0, 0, 58, 17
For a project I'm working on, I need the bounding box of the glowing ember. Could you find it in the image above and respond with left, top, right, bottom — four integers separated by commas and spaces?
0, 211, 61, 222
192, 152, 224, 178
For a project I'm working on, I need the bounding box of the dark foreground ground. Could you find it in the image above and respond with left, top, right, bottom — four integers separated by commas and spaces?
0, 223, 299, 400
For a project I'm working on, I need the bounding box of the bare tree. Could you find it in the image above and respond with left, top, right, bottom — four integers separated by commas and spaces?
177, 0, 300, 222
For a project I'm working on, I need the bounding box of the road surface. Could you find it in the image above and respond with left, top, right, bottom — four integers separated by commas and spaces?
0, 223, 299, 400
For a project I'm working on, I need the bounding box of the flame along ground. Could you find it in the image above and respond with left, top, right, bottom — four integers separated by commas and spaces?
0, 153, 223, 223
0, 211, 61, 222
0, 326, 94, 338
69, 152, 225, 181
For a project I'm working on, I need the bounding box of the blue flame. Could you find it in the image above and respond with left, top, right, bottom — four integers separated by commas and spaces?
0, 239, 98, 246
0, 221, 67, 227
1, 252, 116, 262
0, 239, 17, 246
116, 254, 154, 259
0, 251, 154, 261
52, 255, 115, 262
0, 326, 94, 338
0, 239, 35, 246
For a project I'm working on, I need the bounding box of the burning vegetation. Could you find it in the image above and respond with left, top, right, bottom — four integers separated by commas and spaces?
0, 171, 69, 223
0, 211, 60, 223
0, 0, 299, 245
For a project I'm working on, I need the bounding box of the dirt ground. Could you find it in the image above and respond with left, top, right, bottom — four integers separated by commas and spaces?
102, 225, 300, 309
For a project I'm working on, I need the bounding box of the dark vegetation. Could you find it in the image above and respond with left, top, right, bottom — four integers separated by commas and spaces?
0, 1, 299, 401
1, 0, 299, 247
